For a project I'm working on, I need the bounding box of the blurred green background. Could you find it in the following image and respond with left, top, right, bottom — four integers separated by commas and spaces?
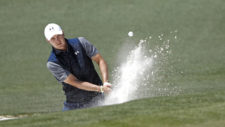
0, 0, 225, 126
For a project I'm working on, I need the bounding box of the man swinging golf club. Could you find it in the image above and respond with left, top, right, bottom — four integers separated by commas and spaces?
44, 23, 112, 111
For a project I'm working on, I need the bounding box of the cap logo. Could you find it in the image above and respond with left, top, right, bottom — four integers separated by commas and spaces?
49, 27, 55, 31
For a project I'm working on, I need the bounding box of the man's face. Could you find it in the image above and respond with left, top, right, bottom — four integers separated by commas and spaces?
48, 34, 67, 50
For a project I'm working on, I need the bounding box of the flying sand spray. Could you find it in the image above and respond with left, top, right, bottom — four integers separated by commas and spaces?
102, 31, 179, 106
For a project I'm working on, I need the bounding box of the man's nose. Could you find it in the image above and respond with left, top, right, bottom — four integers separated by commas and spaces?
56, 36, 59, 41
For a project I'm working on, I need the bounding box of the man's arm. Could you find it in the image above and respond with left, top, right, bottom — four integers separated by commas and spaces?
47, 61, 111, 93
78, 37, 109, 83
63, 73, 111, 93
91, 53, 108, 83
78, 37, 112, 89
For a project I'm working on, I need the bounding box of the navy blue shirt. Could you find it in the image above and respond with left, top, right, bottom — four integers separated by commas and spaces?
47, 37, 102, 104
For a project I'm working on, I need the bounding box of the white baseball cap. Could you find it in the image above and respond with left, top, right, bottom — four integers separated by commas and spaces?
44, 23, 63, 41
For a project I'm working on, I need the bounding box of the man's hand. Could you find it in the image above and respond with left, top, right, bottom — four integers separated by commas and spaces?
102, 82, 112, 94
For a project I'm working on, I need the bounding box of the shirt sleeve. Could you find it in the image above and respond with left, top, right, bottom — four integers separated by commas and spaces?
46, 62, 71, 83
78, 37, 99, 58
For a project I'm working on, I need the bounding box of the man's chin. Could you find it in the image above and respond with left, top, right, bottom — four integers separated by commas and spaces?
58, 45, 66, 50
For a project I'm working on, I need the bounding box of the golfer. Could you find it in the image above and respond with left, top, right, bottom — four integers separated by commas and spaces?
44, 23, 112, 111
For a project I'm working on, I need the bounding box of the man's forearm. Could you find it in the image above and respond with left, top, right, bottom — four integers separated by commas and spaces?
72, 80, 101, 92
73, 80, 111, 93
92, 54, 109, 83
99, 58, 109, 83
64, 74, 101, 92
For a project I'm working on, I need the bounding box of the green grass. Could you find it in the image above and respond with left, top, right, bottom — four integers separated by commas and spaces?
0, 0, 225, 126
1, 90, 225, 127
